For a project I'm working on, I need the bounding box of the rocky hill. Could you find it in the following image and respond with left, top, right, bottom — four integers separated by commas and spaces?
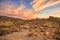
0, 16, 60, 40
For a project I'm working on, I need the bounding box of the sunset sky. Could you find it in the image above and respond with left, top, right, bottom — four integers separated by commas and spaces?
0, 0, 60, 19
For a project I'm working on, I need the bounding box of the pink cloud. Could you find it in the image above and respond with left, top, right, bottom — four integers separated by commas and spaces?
0, 4, 37, 19
31, 0, 60, 11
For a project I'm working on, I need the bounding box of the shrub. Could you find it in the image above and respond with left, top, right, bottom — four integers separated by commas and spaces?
0, 21, 19, 36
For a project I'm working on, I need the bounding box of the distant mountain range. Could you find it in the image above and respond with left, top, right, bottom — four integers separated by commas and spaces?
0, 15, 60, 23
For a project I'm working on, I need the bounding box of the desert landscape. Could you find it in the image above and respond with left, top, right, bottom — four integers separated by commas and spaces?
0, 0, 60, 40
0, 16, 60, 40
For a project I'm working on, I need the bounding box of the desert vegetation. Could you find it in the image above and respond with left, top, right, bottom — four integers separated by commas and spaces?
0, 16, 60, 40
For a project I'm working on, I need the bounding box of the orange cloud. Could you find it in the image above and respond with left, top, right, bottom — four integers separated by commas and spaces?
0, 4, 37, 20
12, 9, 37, 20
0, 4, 15, 14
30, 0, 45, 5
31, 0, 60, 11
21, 9, 37, 19
13, 4, 25, 14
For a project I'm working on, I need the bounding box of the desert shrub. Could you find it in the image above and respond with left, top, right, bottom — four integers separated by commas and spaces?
27, 31, 38, 37
0, 28, 12, 36
0, 21, 19, 36
0, 25, 10, 28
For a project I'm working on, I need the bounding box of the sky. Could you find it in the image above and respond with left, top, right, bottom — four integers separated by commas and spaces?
0, 0, 60, 19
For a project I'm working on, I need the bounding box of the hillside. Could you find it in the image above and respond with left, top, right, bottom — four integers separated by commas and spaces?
0, 16, 60, 40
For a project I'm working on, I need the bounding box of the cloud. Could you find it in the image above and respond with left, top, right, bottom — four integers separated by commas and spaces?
0, 3, 37, 20
31, 0, 60, 11
50, 10, 60, 17
12, 4, 26, 16
20, 9, 37, 19
11, 4, 37, 19
12, 8, 37, 19
37, 9, 60, 18
30, 0, 45, 11
0, 0, 60, 19
0, 4, 15, 14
